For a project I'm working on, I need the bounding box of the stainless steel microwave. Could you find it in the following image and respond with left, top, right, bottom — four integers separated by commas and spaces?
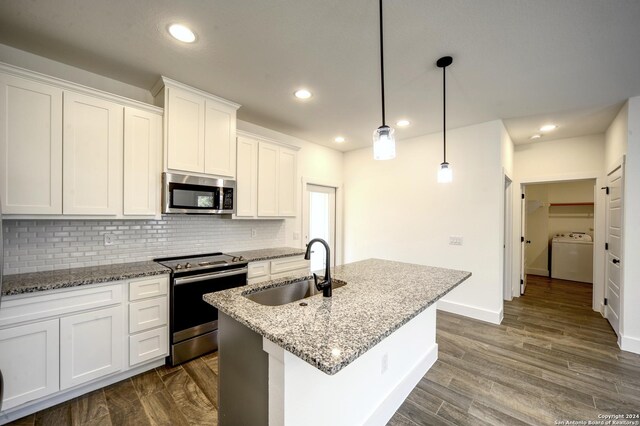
162, 172, 236, 214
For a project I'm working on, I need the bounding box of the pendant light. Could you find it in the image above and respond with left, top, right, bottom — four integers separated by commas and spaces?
372, 0, 396, 160
437, 56, 453, 183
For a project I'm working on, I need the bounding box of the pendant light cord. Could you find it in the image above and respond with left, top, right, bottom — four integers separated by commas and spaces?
379, 0, 386, 126
442, 63, 446, 163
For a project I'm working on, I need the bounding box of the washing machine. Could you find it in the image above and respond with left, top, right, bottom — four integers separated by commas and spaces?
551, 233, 593, 283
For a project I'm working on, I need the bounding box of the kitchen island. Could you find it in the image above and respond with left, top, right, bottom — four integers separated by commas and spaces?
204, 259, 470, 426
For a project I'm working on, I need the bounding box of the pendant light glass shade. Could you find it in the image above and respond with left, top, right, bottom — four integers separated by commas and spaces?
373, 125, 396, 160
437, 162, 452, 183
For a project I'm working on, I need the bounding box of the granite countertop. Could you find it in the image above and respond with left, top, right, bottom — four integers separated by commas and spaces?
1, 261, 171, 296
226, 247, 306, 262
204, 258, 471, 375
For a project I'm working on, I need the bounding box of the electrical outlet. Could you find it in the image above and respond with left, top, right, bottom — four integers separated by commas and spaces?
104, 233, 115, 246
251, 229, 257, 238
381, 353, 389, 374
293, 232, 300, 240
449, 236, 463, 246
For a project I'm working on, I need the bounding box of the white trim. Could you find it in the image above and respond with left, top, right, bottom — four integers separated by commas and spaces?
0, 62, 162, 114
620, 334, 640, 354
237, 130, 300, 151
152, 76, 241, 110
363, 344, 438, 426
503, 172, 513, 301
437, 299, 503, 325
0, 359, 164, 425
526, 268, 549, 277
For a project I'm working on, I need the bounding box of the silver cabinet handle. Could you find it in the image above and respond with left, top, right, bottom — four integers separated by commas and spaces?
174, 267, 248, 286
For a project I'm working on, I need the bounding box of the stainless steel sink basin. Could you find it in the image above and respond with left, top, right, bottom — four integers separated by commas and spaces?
244, 279, 346, 306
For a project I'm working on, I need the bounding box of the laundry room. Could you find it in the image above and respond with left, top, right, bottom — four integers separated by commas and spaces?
524, 179, 596, 283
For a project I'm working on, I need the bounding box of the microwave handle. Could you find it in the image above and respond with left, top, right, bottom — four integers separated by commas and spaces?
174, 267, 248, 286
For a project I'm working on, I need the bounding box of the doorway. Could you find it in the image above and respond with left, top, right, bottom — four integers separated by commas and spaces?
520, 178, 597, 301
302, 183, 337, 273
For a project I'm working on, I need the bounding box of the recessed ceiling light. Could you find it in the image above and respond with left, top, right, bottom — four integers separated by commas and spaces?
334, 136, 345, 143
396, 119, 411, 127
168, 24, 196, 43
539, 124, 557, 132
530, 134, 541, 140
294, 89, 312, 100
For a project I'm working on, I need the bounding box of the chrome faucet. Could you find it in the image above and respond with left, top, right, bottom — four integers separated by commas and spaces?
304, 238, 332, 297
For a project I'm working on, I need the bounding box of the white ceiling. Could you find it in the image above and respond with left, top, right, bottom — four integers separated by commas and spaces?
1, 0, 639, 150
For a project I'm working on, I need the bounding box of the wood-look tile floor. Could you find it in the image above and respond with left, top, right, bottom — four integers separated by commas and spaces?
9, 275, 640, 425
388, 275, 640, 426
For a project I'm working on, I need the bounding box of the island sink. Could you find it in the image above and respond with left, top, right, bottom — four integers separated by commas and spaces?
244, 278, 346, 306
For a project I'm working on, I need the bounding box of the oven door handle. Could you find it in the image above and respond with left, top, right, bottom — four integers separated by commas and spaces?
174, 267, 248, 286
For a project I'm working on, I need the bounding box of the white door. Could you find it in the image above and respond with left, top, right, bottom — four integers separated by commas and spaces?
0, 74, 63, 214
0, 319, 59, 410
123, 107, 161, 216
63, 92, 123, 215
236, 136, 258, 217
303, 184, 336, 273
257, 142, 279, 216
520, 186, 527, 295
204, 100, 236, 178
278, 147, 297, 217
60, 305, 123, 389
605, 164, 624, 336
166, 86, 205, 173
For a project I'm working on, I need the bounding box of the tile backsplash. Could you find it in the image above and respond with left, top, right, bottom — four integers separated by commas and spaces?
2, 216, 286, 275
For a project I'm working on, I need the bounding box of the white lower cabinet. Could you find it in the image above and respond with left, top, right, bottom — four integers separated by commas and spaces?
60, 305, 123, 390
247, 255, 310, 285
0, 275, 169, 416
0, 319, 59, 410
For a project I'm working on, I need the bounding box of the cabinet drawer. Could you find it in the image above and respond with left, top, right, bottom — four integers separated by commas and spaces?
130, 326, 168, 366
270, 256, 310, 275
129, 296, 168, 333
129, 276, 169, 301
247, 261, 270, 279
0, 283, 122, 328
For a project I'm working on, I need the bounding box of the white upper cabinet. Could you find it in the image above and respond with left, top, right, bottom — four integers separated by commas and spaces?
124, 107, 161, 216
154, 77, 240, 178
236, 136, 258, 217
63, 92, 123, 215
166, 86, 205, 173
0, 74, 63, 214
258, 141, 279, 217
237, 131, 299, 219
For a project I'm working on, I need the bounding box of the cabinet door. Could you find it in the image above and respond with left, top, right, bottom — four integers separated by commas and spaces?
63, 92, 123, 215
236, 136, 258, 217
166, 87, 205, 173
60, 305, 123, 389
257, 142, 279, 216
124, 107, 161, 215
0, 74, 63, 214
0, 319, 59, 410
204, 100, 236, 177
278, 147, 297, 216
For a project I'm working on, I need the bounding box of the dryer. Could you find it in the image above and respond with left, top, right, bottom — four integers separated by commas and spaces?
551, 233, 593, 283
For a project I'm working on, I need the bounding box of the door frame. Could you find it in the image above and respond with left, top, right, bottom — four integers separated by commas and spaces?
301, 177, 343, 266
514, 172, 604, 312
503, 174, 513, 301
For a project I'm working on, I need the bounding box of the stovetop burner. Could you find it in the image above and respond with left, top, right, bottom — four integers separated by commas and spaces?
154, 252, 247, 274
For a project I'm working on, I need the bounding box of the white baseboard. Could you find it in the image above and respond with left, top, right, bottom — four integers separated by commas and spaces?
620, 334, 640, 354
364, 344, 438, 426
526, 268, 548, 277
437, 299, 503, 325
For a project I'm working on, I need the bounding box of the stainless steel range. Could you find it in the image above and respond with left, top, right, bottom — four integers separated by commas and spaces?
155, 252, 248, 366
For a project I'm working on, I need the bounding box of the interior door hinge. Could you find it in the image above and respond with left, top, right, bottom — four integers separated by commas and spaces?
605, 242, 609, 250
520, 279, 524, 285
521, 193, 525, 199
604, 298, 608, 306
521, 236, 525, 243
601, 186, 610, 195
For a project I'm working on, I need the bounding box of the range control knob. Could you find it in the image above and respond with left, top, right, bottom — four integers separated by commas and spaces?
238, 256, 245, 261
175, 264, 183, 270
231, 256, 239, 262
185, 262, 192, 269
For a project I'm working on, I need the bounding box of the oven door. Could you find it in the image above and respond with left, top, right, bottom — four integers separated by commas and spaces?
171, 267, 247, 344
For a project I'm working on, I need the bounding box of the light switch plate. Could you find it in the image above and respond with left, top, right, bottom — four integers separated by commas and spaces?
104, 233, 115, 246
449, 236, 463, 246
